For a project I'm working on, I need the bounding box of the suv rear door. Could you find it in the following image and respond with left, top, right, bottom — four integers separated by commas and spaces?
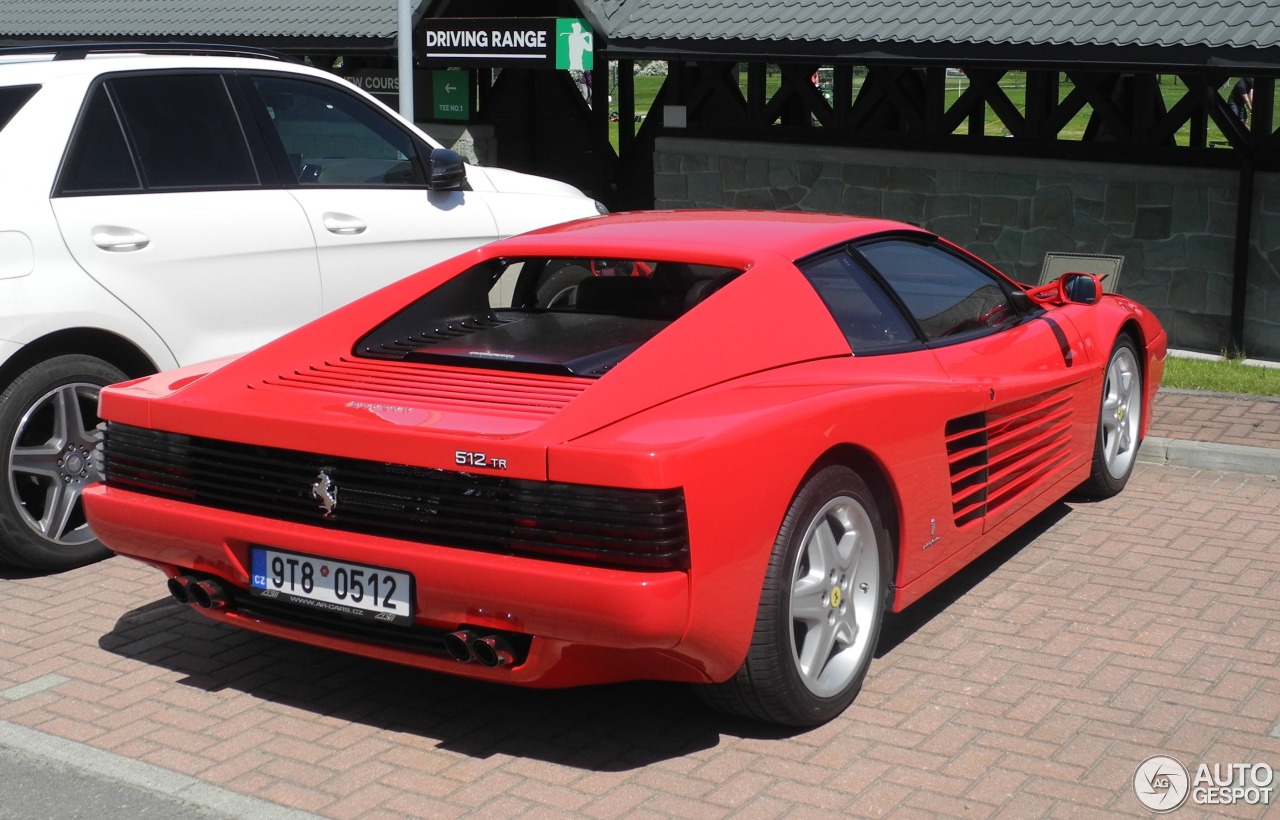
49, 71, 320, 365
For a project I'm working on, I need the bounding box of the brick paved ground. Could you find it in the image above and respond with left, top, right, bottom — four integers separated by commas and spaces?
1, 456, 1277, 818
1149, 390, 1280, 450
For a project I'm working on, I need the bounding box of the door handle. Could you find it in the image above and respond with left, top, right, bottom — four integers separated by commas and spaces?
322, 213, 367, 235
91, 226, 150, 252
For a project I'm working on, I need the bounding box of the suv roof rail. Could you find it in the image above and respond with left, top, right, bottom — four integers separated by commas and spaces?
0, 42, 297, 63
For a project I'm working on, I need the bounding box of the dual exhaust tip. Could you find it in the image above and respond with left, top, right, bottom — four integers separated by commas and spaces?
444, 630, 514, 668
168, 575, 227, 610
168, 575, 515, 669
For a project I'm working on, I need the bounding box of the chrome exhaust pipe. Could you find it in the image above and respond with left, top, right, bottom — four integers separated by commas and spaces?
444, 630, 477, 662
188, 578, 228, 610
167, 575, 196, 604
471, 635, 514, 669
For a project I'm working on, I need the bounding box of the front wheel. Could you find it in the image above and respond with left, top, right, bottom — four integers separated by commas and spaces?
699, 466, 893, 726
1080, 336, 1143, 498
0, 355, 126, 571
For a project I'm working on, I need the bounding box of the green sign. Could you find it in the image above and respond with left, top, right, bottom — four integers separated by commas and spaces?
422, 18, 593, 69
555, 19, 593, 71
432, 70, 468, 121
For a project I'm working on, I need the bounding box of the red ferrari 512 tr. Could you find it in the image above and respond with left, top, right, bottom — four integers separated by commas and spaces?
86, 210, 1167, 726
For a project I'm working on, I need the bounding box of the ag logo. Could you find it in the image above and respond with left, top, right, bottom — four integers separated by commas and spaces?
1134, 755, 1190, 812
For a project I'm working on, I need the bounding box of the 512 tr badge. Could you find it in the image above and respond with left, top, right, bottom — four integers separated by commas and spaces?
455, 450, 508, 470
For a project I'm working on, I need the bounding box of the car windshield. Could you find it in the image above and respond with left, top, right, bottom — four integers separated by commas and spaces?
354, 257, 742, 377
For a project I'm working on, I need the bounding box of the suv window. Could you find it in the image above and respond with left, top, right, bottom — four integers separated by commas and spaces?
250, 75, 425, 186
57, 84, 141, 193
857, 238, 1020, 341
114, 74, 258, 189
58, 73, 258, 193
0, 85, 38, 132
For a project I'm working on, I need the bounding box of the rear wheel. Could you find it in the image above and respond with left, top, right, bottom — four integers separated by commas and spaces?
0, 355, 125, 571
1080, 336, 1142, 498
699, 466, 892, 726
535, 263, 591, 308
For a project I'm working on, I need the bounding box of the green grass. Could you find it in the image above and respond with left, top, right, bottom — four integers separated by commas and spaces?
1162, 356, 1280, 396
606, 70, 1265, 151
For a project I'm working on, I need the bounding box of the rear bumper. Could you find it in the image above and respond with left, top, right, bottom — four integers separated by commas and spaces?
85, 484, 703, 686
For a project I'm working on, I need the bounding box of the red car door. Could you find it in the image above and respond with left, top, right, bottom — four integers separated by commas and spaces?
856, 237, 1095, 547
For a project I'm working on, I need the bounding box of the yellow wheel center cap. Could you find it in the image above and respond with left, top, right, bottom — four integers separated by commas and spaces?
830, 587, 843, 608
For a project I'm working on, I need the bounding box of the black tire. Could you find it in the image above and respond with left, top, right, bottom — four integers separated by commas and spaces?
535, 264, 591, 308
1079, 336, 1143, 498
698, 466, 893, 726
0, 354, 126, 571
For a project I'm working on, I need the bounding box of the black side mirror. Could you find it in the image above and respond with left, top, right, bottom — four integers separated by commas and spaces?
425, 147, 466, 190
1061, 272, 1100, 304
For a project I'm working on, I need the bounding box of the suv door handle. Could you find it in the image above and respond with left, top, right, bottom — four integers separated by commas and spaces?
91, 226, 151, 252
322, 213, 367, 235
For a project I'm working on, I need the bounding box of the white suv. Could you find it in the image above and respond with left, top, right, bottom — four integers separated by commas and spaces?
0, 44, 604, 571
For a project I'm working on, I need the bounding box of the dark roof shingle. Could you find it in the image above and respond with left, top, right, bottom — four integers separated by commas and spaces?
0, 1, 408, 40
582, 0, 1280, 65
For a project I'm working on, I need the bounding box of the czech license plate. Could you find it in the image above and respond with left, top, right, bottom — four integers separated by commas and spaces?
249, 547, 413, 626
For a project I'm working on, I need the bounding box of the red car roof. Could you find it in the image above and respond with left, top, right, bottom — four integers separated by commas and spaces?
507, 210, 925, 261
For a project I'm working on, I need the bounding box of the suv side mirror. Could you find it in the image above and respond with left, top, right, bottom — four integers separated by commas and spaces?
425, 147, 466, 190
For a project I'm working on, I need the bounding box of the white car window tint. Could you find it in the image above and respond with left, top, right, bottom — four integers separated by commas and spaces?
56, 84, 142, 194
109, 73, 259, 189
251, 75, 425, 187
0, 84, 38, 132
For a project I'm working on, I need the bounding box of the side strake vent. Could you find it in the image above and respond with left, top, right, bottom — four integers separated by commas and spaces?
257, 357, 592, 418
945, 393, 1073, 527
102, 424, 690, 571
945, 413, 989, 528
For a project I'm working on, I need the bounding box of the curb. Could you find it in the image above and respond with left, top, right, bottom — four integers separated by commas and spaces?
1139, 436, 1280, 478
0, 720, 322, 820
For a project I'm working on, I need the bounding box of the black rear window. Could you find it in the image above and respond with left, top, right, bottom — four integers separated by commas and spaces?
56, 73, 260, 195
355, 257, 742, 377
0, 85, 38, 132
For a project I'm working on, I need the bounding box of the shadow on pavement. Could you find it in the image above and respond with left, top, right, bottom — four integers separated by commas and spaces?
99, 595, 788, 769
878, 500, 1072, 656
97, 500, 1074, 768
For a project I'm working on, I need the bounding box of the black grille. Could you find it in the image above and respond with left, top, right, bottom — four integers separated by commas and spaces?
103, 424, 690, 570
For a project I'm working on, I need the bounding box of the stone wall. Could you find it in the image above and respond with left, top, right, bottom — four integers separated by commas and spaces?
654, 137, 1280, 359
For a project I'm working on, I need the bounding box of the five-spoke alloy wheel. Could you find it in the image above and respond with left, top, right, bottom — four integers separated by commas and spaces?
700, 466, 892, 726
0, 355, 125, 571
1082, 335, 1143, 497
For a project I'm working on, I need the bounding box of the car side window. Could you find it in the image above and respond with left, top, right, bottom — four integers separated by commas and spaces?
105, 74, 258, 190
0, 85, 38, 132
857, 238, 1019, 341
797, 250, 918, 353
56, 84, 142, 194
249, 75, 425, 186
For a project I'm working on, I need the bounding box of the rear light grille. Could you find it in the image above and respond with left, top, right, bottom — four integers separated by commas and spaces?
102, 423, 689, 570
